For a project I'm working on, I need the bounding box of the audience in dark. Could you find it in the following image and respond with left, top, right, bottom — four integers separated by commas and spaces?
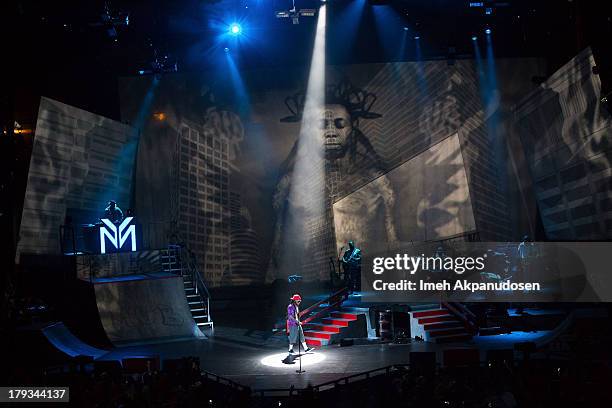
7, 354, 608, 408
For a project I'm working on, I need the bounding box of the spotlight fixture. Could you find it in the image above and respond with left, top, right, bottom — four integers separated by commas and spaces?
472, 35, 478, 41
90, 2, 130, 39
229, 23, 241, 35
137, 47, 178, 75
224, 47, 230, 53
414, 35, 420, 40
485, 28, 492, 35
276, 0, 316, 24
403, 26, 409, 31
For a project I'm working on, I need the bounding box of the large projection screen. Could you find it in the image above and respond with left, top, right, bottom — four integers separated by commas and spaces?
333, 133, 476, 253
16, 97, 138, 261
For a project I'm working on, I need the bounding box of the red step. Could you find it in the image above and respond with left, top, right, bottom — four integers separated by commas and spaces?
305, 337, 323, 347
427, 327, 468, 337
412, 309, 450, 318
303, 323, 342, 333
321, 317, 352, 327
418, 315, 457, 325
304, 331, 332, 340
424, 321, 464, 331
330, 312, 358, 321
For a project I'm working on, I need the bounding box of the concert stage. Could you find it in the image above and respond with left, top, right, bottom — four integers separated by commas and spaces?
33, 256, 587, 394
44, 322, 556, 392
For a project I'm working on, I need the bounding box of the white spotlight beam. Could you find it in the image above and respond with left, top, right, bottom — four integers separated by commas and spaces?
279, 5, 327, 277
301, 5, 326, 139
291, 4, 326, 214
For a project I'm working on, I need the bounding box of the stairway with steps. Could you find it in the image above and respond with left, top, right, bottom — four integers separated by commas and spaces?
160, 245, 213, 332
410, 307, 473, 343
303, 309, 366, 347
183, 278, 212, 330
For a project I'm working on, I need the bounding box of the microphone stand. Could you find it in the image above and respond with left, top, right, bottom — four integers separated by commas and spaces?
296, 324, 305, 374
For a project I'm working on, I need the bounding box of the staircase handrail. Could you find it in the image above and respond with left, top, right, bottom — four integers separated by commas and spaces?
442, 301, 478, 334
299, 287, 349, 318
185, 248, 211, 299
169, 243, 212, 326
455, 301, 477, 319
300, 295, 347, 326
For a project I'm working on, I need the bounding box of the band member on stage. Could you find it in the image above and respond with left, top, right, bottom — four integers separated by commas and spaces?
516, 235, 532, 315
340, 241, 362, 293
104, 200, 124, 224
287, 294, 314, 354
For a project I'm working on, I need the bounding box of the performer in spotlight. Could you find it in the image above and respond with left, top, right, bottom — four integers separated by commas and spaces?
103, 200, 124, 224
340, 240, 362, 294
287, 294, 314, 354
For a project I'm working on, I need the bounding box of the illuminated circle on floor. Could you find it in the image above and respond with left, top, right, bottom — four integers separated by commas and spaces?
260, 352, 326, 368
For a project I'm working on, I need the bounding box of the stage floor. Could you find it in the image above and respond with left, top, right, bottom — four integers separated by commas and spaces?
92, 326, 552, 390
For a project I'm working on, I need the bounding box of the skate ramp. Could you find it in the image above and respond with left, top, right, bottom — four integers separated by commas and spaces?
94, 274, 201, 345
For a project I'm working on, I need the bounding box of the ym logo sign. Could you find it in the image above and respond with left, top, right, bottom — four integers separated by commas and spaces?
99, 217, 137, 254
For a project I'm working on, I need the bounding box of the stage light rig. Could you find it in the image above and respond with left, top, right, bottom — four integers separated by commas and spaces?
276, 0, 317, 24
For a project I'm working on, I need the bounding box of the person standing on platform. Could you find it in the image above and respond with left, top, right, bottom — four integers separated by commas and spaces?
517, 235, 531, 282
287, 294, 314, 354
340, 240, 362, 294
104, 200, 124, 224
516, 235, 531, 315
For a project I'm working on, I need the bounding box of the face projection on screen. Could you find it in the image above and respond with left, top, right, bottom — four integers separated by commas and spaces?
322, 104, 352, 159
266, 79, 401, 281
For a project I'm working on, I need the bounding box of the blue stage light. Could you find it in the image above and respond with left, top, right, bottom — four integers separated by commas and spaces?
403, 27, 409, 31
485, 28, 492, 35
224, 47, 230, 53
229, 23, 241, 35
472, 35, 478, 41
138, 70, 145, 75
414, 35, 420, 40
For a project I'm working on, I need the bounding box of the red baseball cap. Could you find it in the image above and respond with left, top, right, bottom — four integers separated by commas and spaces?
291, 294, 302, 301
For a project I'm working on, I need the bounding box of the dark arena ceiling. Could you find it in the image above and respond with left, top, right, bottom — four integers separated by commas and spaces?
4, 0, 612, 118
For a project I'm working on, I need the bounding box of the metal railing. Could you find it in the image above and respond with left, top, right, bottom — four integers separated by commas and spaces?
299, 287, 349, 325
442, 301, 479, 334
176, 244, 213, 330
200, 369, 249, 392
254, 364, 412, 397
329, 257, 343, 287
